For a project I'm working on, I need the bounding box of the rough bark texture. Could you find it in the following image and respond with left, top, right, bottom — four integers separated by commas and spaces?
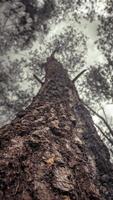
0, 56, 113, 200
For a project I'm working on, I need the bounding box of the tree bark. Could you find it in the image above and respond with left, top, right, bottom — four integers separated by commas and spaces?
0, 56, 113, 200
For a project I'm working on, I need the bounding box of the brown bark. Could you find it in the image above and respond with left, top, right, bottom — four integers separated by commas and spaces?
0, 56, 113, 200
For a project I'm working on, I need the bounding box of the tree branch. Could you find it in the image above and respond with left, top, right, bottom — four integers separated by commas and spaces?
99, 104, 109, 125
84, 103, 113, 136
33, 74, 44, 85
72, 69, 87, 83
94, 123, 113, 146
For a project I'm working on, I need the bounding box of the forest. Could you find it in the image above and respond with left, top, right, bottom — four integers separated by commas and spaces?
0, 0, 113, 199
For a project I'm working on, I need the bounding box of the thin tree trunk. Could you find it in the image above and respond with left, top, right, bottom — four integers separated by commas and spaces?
0, 56, 113, 200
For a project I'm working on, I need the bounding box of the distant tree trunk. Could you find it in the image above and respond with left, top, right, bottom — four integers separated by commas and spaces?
0, 56, 113, 200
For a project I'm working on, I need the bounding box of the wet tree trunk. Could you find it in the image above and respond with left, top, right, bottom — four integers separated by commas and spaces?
0, 56, 113, 200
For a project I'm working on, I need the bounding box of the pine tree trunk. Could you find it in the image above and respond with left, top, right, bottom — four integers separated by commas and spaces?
0, 56, 113, 200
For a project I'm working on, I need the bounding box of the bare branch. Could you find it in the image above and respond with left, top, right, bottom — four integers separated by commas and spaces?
72, 69, 87, 83
101, 105, 109, 124
84, 103, 113, 136
33, 74, 44, 85
94, 123, 113, 146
